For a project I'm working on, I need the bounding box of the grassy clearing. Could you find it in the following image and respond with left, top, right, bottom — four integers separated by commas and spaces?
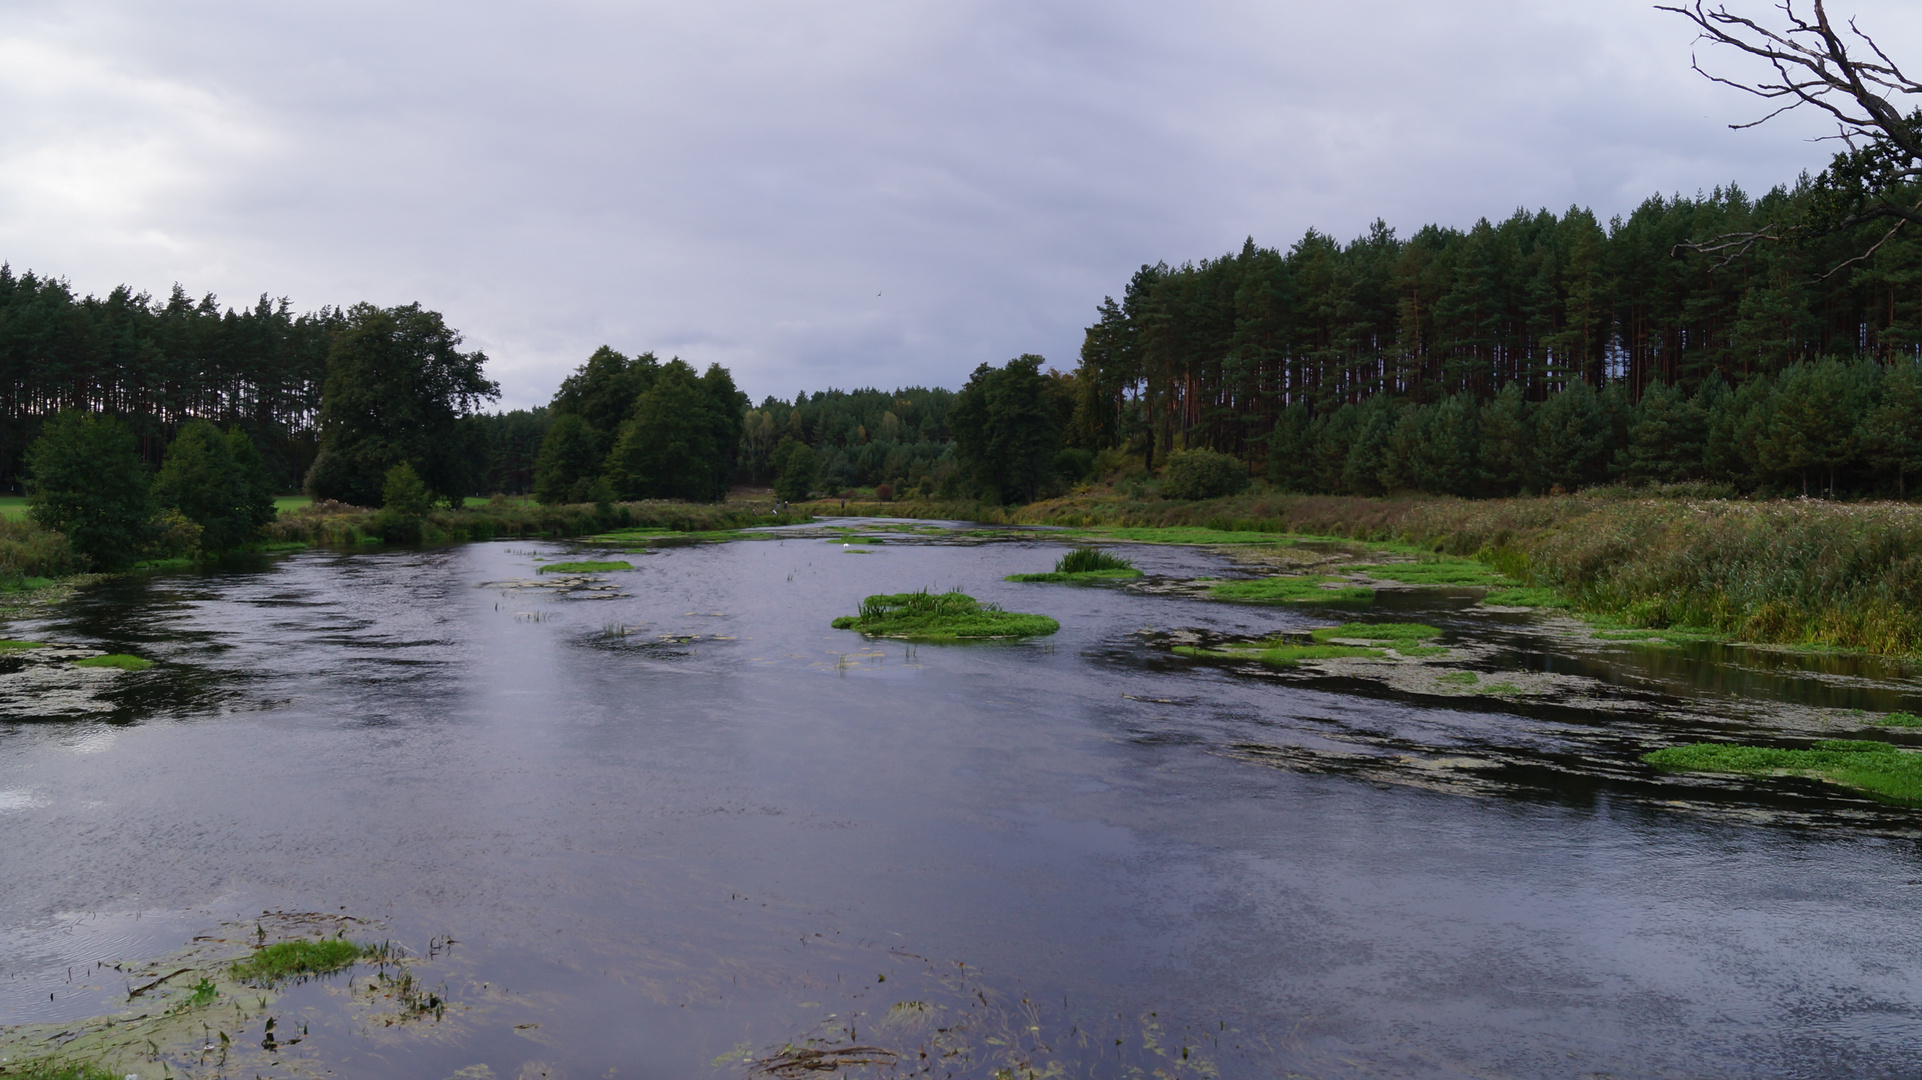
831, 590, 1058, 641
1309, 622, 1441, 645
1207, 575, 1375, 606
1352, 560, 1513, 587
1645, 739, 1922, 805
0, 496, 26, 523
537, 560, 634, 574
230, 938, 362, 983
72, 654, 151, 671
1007, 547, 1143, 583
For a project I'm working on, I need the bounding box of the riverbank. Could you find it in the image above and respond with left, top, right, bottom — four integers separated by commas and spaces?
788, 489, 1922, 657
12, 485, 1922, 657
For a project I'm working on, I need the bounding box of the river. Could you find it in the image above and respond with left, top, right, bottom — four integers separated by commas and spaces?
2, 524, 1919, 1078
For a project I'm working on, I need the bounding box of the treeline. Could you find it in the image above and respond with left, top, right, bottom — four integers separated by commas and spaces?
0, 264, 335, 491
1067, 181, 1922, 478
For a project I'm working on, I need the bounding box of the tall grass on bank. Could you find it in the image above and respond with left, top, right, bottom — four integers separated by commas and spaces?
811, 489, 1922, 656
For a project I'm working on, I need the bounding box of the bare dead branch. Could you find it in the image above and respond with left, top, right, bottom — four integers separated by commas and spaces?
1816, 218, 1906, 280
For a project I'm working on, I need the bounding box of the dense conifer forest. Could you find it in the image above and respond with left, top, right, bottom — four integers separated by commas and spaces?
14, 175, 1922, 507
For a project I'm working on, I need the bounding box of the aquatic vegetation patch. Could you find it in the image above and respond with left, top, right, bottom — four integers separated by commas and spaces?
1007, 546, 1142, 582
537, 560, 634, 574
230, 937, 363, 983
71, 654, 151, 671
1309, 622, 1440, 646
1206, 575, 1374, 605
1352, 560, 1514, 587
1175, 641, 1382, 665
1480, 681, 1523, 696
831, 590, 1058, 641
1645, 739, 1922, 805
1066, 526, 1302, 546
1875, 711, 1922, 728
1482, 586, 1569, 608
0, 639, 45, 650
1436, 671, 1479, 686
0, 1059, 122, 1080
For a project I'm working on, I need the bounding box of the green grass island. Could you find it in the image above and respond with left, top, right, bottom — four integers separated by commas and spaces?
831, 590, 1059, 642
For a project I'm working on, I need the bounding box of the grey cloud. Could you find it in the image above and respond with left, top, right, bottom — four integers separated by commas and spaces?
2, 0, 1918, 408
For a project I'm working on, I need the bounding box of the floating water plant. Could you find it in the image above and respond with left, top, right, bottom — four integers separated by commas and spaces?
230, 938, 363, 984
831, 590, 1058, 642
537, 560, 634, 574
72, 654, 152, 671
1006, 547, 1142, 583
1206, 575, 1374, 606
1644, 739, 1922, 806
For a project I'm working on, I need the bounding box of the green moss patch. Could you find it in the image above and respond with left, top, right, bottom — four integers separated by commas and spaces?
0, 639, 46, 650
1436, 671, 1479, 686
1875, 711, 1922, 728
831, 590, 1059, 642
1481, 681, 1522, 696
1207, 575, 1375, 606
230, 938, 363, 984
537, 560, 634, 574
72, 654, 152, 671
1645, 739, 1922, 805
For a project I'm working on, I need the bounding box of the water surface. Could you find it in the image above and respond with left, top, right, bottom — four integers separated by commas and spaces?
3, 531, 1919, 1078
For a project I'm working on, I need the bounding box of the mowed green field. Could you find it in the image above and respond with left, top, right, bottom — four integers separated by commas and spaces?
0, 496, 24, 522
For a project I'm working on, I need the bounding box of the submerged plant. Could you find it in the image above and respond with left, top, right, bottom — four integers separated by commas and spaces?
831, 589, 1058, 642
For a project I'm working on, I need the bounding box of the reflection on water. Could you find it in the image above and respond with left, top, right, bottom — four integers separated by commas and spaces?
1, 530, 1920, 1078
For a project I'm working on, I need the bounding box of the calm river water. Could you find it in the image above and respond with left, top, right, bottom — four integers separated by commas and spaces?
2, 526, 1920, 1078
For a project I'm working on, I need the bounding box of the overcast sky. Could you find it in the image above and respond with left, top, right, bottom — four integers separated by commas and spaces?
3, 1, 1918, 409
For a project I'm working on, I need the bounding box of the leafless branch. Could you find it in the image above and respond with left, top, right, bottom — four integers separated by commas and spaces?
1816, 218, 1906, 279
1657, 1, 1922, 159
